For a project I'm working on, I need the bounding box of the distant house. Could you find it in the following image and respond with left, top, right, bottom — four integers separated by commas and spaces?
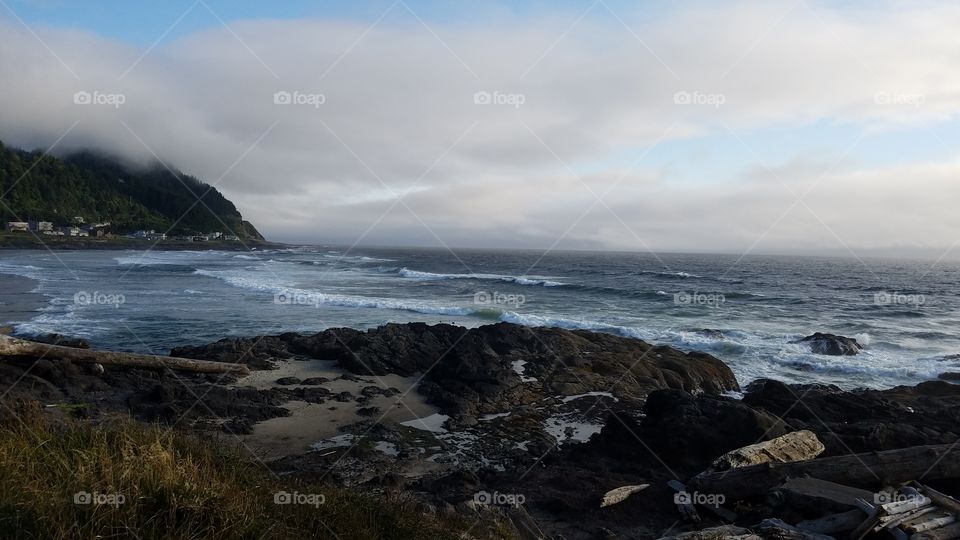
29, 221, 53, 232
62, 227, 80, 237
5, 222, 29, 232
223, 234, 239, 241
206, 232, 223, 240
130, 230, 166, 241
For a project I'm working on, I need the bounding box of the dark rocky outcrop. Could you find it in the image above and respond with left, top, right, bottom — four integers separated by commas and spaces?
792, 332, 862, 355
742, 378, 960, 455
174, 322, 740, 420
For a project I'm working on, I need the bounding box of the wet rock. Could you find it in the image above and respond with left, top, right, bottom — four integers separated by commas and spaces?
637, 389, 789, 470
300, 377, 329, 385
696, 329, 725, 339
276, 377, 301, 385
938, 372, 960, 382
792, 332, 862, 356
173, 322, 740, 422
357, 406, 380, 417
744, 378, 960, 454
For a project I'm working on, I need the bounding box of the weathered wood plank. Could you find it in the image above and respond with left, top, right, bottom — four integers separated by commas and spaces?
0, 334, 250, 375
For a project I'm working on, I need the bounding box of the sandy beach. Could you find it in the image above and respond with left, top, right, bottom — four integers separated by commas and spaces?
232, 358, 439, 458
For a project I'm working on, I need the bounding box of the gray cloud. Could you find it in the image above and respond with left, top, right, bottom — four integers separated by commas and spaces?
1, 1, 959, 255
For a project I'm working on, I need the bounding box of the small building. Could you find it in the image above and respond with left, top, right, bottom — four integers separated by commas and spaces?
29, 221, 53, 232
130, 230, 166, 241
223, 234, 239, 241
62, 227, 80, 237
6, 222, 30, 232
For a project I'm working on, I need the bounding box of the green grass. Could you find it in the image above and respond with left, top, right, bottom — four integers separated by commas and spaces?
0, 403, 516, 539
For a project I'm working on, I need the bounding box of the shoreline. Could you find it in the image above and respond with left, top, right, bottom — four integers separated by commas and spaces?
0, 233, 285, 251
1, 322, 959, 538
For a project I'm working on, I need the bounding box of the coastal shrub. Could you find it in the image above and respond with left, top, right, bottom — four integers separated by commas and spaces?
0, 402, 513, 539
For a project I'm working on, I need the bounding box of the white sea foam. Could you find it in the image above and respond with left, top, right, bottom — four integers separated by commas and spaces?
499, 312, 653, 341
114, 251, 227, 266
193, 268, 472, 316
399, 268, 565, 287
323, 254, 395, 263
0, 262, 45, 281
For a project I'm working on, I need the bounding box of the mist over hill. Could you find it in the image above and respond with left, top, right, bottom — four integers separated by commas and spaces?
0, 141, 262, 239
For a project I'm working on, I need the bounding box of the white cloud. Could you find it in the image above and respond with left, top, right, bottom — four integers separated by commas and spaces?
1, 0, 958, 254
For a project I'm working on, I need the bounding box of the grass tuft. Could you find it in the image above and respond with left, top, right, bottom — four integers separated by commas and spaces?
0, 402, 514, 539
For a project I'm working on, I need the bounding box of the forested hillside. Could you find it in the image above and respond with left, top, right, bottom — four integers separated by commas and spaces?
0, 141, 262, 239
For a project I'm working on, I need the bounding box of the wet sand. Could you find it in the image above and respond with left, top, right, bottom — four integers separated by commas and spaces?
232, 359, 439, 458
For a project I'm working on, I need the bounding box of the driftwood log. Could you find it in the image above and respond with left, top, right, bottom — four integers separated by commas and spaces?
707, 430, 825, 473
691, 444, 960, 500
0, 334, 249, 376
768, 478, 874, 512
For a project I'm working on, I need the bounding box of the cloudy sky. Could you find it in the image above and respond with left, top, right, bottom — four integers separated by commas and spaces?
1, 0, 959, 257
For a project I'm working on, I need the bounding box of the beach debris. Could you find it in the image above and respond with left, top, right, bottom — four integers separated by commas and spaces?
795, 483, 960, 540
706, 430, 825, 473
600, 484, 649, 508
691, 444, 960, 500
767, 478, 874, 512
0, 334, 250, 375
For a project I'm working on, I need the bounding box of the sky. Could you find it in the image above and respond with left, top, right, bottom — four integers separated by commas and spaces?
1, 0, 959, 257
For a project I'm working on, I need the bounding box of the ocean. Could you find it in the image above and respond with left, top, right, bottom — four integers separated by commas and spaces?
1, 246, 958, 389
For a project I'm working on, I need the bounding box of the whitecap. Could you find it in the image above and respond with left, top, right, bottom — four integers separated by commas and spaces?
399, 267, 565, 287
193, 268, 472, 316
